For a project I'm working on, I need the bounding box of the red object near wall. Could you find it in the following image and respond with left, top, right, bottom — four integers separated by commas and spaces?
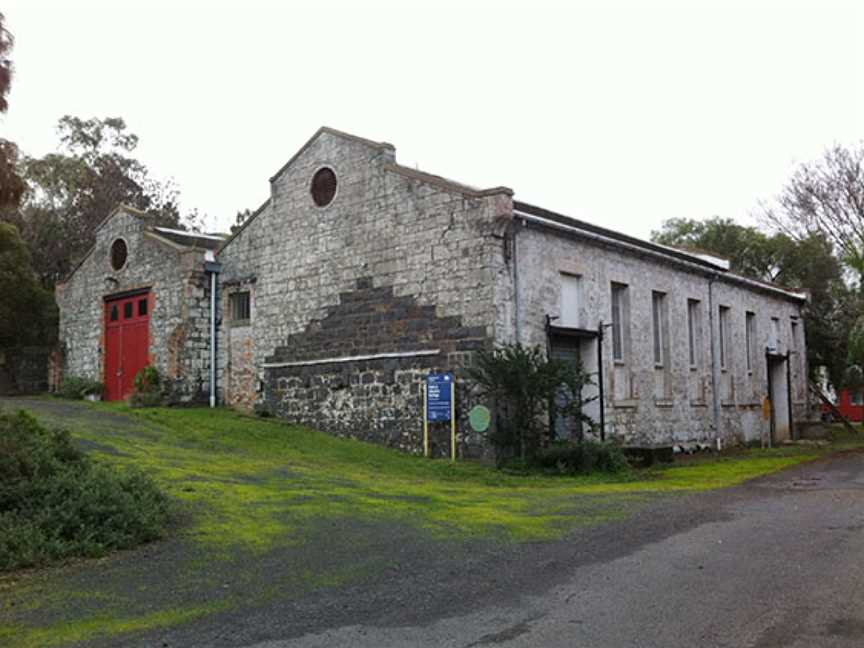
822, 388, 864, 423
104, 292, 151, 401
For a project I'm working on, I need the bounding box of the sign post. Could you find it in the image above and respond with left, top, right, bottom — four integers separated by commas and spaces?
425, 373, 455, 460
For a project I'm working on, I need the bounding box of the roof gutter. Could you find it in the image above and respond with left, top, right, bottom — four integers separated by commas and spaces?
515, 210, 807, 303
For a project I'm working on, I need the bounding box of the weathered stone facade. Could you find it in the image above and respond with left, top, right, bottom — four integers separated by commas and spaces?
505, 203, 808, 447
217, 128, 513, 456
56, 207, 221, 401
55, 127, 811, 454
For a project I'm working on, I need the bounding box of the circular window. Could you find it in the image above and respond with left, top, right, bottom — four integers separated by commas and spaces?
110, 238, 128, 271
311, 167, 337, 207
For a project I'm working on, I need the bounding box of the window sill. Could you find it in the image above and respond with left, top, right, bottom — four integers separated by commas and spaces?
689, 365, 698, 372
721, 401, 736, 408
655, 399, 674, 408
690, 400, 707, 407
613, 399, 639, 409
229, 320, 252, 328
613, 360, 627, 367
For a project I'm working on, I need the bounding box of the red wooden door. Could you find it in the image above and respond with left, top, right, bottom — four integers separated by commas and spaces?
104, 292, 151, 401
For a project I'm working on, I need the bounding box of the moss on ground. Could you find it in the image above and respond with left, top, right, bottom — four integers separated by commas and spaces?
1, 398, 857, 647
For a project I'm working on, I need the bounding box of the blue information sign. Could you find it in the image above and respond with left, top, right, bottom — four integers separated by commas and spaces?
426, 373, 454, 422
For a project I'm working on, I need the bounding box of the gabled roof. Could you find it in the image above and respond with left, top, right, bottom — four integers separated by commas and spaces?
220, 127, 513, 252
269, 126, 396, 183
58, 206, 221, 285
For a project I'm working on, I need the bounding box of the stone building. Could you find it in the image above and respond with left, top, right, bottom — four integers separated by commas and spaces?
55, 206, 224, 402
56, 127, 810, 454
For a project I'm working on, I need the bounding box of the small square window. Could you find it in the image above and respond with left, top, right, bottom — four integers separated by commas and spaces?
138, 299, 148, 317
124, 302, 133, 319
230, 291, 251, 323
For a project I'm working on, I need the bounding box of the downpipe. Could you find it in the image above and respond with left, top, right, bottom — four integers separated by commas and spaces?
204, 252, 222, 408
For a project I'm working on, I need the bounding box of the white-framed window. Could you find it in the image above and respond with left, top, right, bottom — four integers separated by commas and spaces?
611, 282, 629, 362
851, 391, 864, 407
770, 317, 781, 351
652, 291, 668, 367
559, 273, 582, 329
745, 311, 756, 372
687, 299, 701, 368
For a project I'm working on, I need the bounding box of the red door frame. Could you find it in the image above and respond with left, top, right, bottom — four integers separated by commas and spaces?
104, 290, 152, 401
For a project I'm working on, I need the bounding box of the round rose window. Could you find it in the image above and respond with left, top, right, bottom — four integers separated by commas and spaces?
110, 238, 128, 270
311, 167, 337, 207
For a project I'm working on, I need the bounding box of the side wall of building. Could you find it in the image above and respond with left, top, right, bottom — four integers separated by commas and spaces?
56, 210, 212, 401
218, 132, 513, 455
510, 223, 807, 446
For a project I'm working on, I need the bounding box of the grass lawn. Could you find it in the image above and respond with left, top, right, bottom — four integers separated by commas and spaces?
0, 398, 856, 647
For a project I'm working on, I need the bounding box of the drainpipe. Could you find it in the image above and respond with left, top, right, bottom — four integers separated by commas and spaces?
707, 273, 722, 450
204, 252, 222, 408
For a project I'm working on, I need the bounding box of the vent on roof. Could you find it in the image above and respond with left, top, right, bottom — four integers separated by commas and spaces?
110, 238, 128, 271
311, 167, 337, 207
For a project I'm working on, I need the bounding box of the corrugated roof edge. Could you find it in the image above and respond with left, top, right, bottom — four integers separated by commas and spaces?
513, 201, 807, 302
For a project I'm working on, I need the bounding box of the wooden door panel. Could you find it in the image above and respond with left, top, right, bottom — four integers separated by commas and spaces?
104, 292, 151, 402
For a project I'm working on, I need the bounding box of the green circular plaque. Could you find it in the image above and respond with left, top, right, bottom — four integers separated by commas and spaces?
468, 405, 491, 433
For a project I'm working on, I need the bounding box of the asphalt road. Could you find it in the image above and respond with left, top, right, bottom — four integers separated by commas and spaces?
247, 451, 864, 648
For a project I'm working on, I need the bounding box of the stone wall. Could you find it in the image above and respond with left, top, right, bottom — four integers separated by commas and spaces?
56, 207, 213, 401
509, 219, 808, 447
218, 128, 513, 453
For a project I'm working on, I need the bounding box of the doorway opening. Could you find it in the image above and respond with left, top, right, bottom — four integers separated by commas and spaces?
766, 351, 793, 444
548, 325, 603, 442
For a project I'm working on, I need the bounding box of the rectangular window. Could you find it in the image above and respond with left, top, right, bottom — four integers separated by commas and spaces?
559, 273, 581, 328
123, 301, 133, 319
687, 299, 701, 367
611, 282, 628, 362
652, 291, 667, 367
745, 311, 756, 372
138, 298, 148, 317
852, 391, 864, 406
230, 291, 251, 323
770, 317, 781, 350
719, 306, 730, 370
790, 320, 799, 349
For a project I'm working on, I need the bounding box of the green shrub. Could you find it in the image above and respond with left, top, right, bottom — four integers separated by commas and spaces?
57, 376, 104, 400
466, 343, 595, 466
534, 441, 630, 475
129, 366, 164, 407
0, 409, 169, 572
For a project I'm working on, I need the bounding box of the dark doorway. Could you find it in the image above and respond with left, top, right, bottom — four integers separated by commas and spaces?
766, 351, 792, 444
548, 326, 602, 441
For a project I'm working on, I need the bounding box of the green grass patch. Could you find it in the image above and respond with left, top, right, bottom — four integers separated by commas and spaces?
33, 402, 842, 548
2, 399, 858, 648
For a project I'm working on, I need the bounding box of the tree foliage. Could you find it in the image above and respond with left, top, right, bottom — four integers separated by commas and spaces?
0, 13, 25, 210
0, 223, 57, 348
762, 143, 864, 281
651, 216, 848, 385
466, 344, 594, 466
2, 116, 198, 286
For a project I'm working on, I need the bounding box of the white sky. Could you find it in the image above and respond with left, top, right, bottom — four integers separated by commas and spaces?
2, 0, 862, 238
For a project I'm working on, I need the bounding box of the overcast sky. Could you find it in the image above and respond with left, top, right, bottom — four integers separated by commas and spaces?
2, 0, 862, 238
